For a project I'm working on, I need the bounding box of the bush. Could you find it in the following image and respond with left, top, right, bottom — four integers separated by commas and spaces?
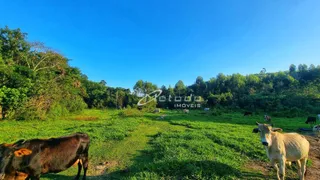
61, 95, 87, 113
118, 109, 143, 118
47, 103, 69, 120
211, 108, 222, 116
138, 100, 157, 113
13, 95, 87, 120
271, 107, 306, 118
14, 104, 47, 120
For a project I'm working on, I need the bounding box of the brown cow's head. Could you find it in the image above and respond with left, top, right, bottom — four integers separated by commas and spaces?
0, 143, 32, 180
253, 122, 282, 147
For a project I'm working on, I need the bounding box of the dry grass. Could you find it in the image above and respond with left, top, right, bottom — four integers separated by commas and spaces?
71, 116, 99, 121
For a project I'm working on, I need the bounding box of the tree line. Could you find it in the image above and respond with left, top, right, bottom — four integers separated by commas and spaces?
1, 26, 319, 120
0, 26, 137, 120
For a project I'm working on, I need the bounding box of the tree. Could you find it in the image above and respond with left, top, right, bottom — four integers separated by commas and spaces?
289, 64, 296, 74
174, 80, 186, 96
168, 85, 174, 96
194, 76, 207, 97
99, 80, 107, 86
215, 73, 228, 94
0, 26, 87, 120
24, 42, 68, 73
133, 80, 157, 96
260, 68, 266, 74
160, 85, 168, 97
133, 80, 144, 96
0, 86, 27, 119
298, 64, 308, 72
0, 26, 30, 65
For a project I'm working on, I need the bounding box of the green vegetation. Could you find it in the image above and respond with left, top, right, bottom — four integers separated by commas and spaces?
1, 26, 320, 120
0, 26, 138, 120
0, 109, 310, 179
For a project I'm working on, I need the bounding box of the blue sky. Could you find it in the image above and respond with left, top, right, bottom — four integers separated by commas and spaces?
1, 0, 320, 89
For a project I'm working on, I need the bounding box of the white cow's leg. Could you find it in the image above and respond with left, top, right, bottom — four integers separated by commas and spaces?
296, 160, 302, 178
300, 157, 308, 180
271, 160, 280, 180
279, 157, 286, 180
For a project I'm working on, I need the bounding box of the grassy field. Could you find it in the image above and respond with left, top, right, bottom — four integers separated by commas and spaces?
0, 109, 312, 180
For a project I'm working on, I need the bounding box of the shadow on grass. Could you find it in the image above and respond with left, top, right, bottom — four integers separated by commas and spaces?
143, 113, 261, 129
240, 171, 268, 180
108, 159, 242, 179
144, 111, 309, 132
106, 133, 267, 180
43, 174, 108, 180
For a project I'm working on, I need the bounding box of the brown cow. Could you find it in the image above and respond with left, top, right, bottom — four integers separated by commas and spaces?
244, 111, 253, 116
305, 117, 316, 124
264, 115, 271, 122
0, 133, 90, 180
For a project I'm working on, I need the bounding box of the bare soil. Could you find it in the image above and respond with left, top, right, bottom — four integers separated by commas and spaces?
305, 136, 320, 180
94, 161, 119, 175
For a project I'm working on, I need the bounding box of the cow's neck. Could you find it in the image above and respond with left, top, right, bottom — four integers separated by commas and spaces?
265, 131, 281, 159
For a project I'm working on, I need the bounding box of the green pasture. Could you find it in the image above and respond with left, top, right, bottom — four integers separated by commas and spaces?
0, 109, 311, 179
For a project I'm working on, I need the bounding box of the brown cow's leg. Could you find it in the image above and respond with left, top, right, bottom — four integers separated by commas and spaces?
82, 156, 89, 180
75, 160, 82, 180
30, 175, 40, 180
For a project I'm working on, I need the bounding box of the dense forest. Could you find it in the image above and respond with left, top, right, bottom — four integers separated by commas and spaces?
1, 26, 320, 120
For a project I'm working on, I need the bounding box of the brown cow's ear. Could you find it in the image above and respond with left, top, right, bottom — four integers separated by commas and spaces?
272, 128, 283, 132
14, 148, 32, 157
252, 128, 259, 133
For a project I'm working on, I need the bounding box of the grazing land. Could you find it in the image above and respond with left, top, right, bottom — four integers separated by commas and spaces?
0, 109, 319, 180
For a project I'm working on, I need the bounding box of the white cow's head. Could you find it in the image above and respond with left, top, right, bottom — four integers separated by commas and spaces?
313, 125, 320, 132
253, 122, 282, 147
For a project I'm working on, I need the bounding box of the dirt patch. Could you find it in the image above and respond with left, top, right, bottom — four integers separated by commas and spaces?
72, 116, 99, 121
94, 161, 119, 175
305, 135, 320, 180
245, 160, 269, 175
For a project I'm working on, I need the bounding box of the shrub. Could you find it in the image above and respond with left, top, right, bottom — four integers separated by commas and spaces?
271, 107, 306, 118
118, 109, 143, 118
61, 95, 87, 113
47, 103, 69, 120
211, 108, 222, 116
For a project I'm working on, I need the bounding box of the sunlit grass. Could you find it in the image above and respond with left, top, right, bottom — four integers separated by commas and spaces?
0, 109, 310, 179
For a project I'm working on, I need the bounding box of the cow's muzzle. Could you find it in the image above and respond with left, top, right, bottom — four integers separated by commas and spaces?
262, 142, 268, 146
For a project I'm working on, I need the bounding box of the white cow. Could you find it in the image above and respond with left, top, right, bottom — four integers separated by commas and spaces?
153, 108, 161, 113
313, 124, 320, 136
204, 108, 210, 111
183, 109, 189, 114
156, 114, 167, 120
253, 122, 309, 180
264, 114, 271, 123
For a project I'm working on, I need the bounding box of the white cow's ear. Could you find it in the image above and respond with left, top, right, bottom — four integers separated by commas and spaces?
272, 128, 282, 132
256, 121, 259, 125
